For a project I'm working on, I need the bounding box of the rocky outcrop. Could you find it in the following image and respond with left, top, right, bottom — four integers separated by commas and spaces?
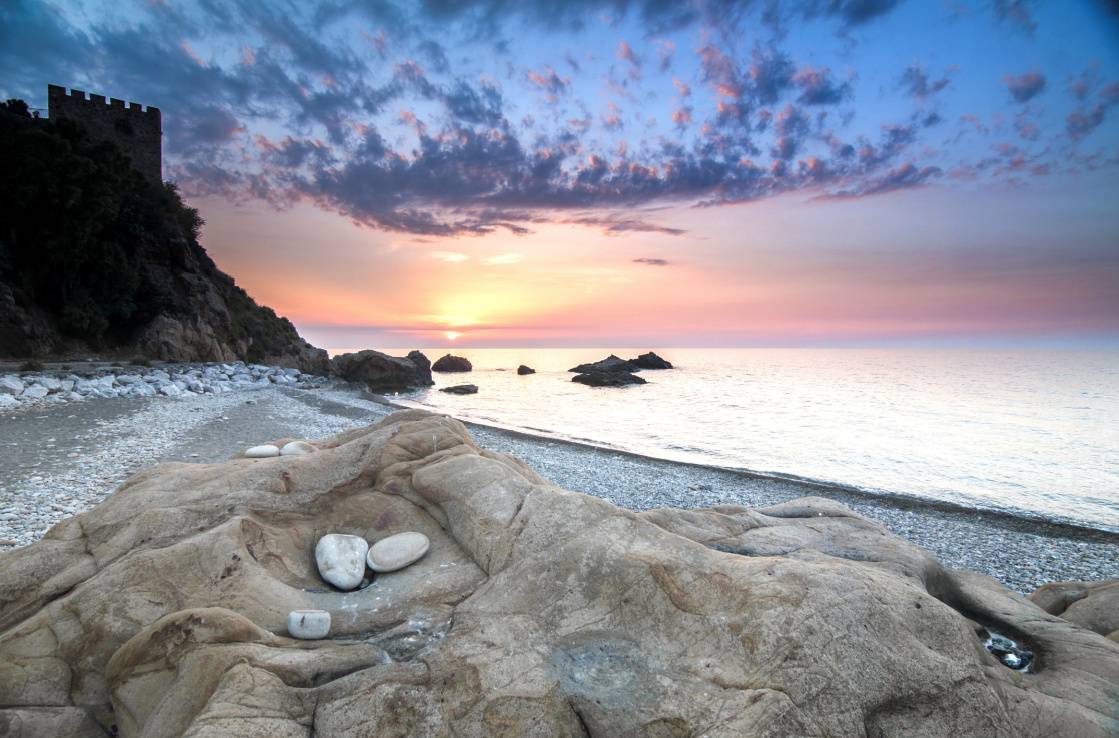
332, 349, 433, 392
568, 354, 639, 373
572, 370, 647, 387
1031, 580, 1119, 641
1, 411, 1117, 736
432, 354, 473, 372
628, 351, 673, 369
517, 364, 535, 375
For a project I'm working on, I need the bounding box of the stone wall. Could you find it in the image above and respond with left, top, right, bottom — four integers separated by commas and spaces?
47, 84, 162, 182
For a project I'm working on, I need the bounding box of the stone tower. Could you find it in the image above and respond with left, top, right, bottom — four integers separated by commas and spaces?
47, 84, 162, 182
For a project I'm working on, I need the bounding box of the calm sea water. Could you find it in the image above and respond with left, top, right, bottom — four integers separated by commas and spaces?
333, 348, 1119, 532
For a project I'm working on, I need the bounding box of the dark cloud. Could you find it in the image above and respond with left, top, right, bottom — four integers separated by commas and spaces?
821, 162, 941, 199
1003, 72, 1046, 103
899, 65, 951, 99
526, 67, 570, 98
633, 257, 670, 265
562, 216, 684, 235
1066, 82, 1119, 140
794, 66, 851, 105
992, 0, 1037, 34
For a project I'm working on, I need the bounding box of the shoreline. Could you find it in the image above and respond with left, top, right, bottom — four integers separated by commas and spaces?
376, 392, 1119, 545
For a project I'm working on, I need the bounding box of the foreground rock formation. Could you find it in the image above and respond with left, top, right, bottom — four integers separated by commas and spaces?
1, 410, 1117, 736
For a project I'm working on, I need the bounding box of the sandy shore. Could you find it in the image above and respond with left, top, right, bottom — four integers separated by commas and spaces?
1, 382, 1116, 593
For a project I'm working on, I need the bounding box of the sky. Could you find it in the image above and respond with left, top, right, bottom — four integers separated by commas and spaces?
2, 0, 1118, 348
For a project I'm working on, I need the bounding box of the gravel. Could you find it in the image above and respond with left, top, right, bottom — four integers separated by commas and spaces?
2, 380, 1116, 595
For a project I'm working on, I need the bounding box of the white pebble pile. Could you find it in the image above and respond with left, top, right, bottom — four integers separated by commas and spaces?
0, 362, 328, 411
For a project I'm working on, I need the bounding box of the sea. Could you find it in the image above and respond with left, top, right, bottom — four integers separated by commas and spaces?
329, 347, 1119, 533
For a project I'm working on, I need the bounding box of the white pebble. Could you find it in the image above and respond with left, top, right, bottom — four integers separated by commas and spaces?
288, 609, 330, 639
280, 441, 315, 456
315, 534, 369, 590
244, 444, 280, 458
367, 531, 430, 573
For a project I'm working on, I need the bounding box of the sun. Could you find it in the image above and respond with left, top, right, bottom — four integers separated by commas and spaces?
444, 331, 460, 341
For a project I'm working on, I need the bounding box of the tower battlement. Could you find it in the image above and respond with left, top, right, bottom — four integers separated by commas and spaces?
47, 84, 162, 182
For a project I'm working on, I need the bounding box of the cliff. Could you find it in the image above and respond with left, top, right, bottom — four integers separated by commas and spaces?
0, 410, 1116, 736
0, 99, 329, 373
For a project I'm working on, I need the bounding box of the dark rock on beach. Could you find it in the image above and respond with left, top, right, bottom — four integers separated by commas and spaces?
628, 351, 673, 369
568, 354, 639, 374
432, 354, 473, 372
572, 370, 647, 387
516, 365, 535, 375
331, 349, 433, 392
439, 384, 478, 395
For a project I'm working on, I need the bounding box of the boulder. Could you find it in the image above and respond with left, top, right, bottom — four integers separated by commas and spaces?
0, 393, 17, 409
439, 384, 478, 395
628, 351, 673, 369
0, 375, 24, 395
568, 354, 640, 373
332, 349, 434, 392
517, 365, 535, 375
1, 411, 1117, 736
432, 354, 472, 372
572, 370, 647, 387
1030, 580, 1119, 641
19, 384, 48, 400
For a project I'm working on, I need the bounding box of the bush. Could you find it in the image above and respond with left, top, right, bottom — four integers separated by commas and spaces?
19, 359, 44, 372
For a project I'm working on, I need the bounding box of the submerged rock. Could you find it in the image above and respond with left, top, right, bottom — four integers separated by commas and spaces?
439, 384, 478, 395
367, 531, 431, 573
432, 354, 472, 372
314, 534, 369, 590
1, 411, 1117, 736
628, 351, 673, 369
572, 370, 647, 387
288, 609, 331, 640
244, 444, 280, 458
516, 365, 535, 375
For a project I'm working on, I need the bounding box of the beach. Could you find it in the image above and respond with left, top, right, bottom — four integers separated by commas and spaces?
2, 380, 1116, 594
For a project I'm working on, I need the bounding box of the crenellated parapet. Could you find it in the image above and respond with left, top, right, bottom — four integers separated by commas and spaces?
47, 84, 162, 182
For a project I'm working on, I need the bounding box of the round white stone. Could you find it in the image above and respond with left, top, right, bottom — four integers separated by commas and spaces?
280, 441, 315, 456
288, 609, 331, 639
367, 531, 430, 573
244, 444, 280, 458
315, 534, 369, 590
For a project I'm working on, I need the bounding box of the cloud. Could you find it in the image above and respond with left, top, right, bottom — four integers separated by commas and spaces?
821, 162, 941, 199
526, 66, 569, 98
633, 257, 670, 265
616, 40, 641, 78
563, 215, 686, 236
1067, 82, 1119, 140
899, 65, 951, 99
432, 251, 469, 262
1003, 72, 1046, 103
794, 66, 851, 106
992, 0, 1037, 34
483, 253, 523, 265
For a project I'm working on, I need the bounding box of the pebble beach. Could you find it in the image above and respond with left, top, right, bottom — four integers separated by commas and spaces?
1, 371, 1117, 594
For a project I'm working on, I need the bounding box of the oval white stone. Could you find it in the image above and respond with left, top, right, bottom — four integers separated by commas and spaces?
288, 609, 330, 639
245, 444, 280, 458
315, 534, 369, 590
280, 441, 315, 456
367, 531, 430, 573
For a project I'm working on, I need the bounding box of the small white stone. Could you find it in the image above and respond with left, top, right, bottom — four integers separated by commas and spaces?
367, 531, 430, 573
315, 534, 369, 590
244, 444, 280, 458
280, 441, 315, 456
288, 609, 331, 639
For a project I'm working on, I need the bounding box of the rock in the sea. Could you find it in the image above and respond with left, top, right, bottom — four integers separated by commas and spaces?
568, 354, 640, 373
572, 370, 647, 387
439, 384, 478, 395
432, 354, 472, 372
628, 351, 673, 369
244, 444, 280, 458
2, 411, 1118, 737
516, 365, 535, 375
0, 393, 17, 408
280, 440, 316, 456
332, 349, 433, 392
367, 531, 431, 573
19, 384, 48, 400
288, 609, 331, 640
0, 375, 23, 395
314, 534, 370, 590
